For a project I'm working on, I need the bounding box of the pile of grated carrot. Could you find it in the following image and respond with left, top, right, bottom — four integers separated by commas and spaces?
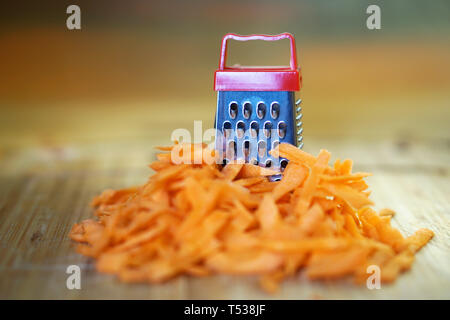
70, 143, 433, 293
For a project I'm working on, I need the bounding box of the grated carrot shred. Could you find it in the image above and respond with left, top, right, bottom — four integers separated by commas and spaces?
70, 143, 434, 293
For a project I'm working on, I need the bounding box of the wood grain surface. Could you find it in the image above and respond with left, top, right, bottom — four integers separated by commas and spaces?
0, 102, 448, 299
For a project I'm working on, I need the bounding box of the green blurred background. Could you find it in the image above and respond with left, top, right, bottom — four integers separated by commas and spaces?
0, 0, 449, 151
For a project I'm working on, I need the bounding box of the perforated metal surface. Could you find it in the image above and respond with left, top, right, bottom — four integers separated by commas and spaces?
215, 91, 300, 167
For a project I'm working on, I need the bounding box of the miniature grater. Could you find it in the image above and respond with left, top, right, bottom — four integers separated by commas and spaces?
214, 33, 303, 169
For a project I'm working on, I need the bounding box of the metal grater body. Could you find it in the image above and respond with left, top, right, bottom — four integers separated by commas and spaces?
215, 91, 299, 168
213, 33, 302, 169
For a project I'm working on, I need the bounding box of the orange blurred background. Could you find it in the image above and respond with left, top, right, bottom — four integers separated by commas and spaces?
0, 0, 449, 150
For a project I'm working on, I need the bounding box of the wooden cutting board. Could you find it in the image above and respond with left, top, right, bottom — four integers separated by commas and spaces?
1, 132, 448, 300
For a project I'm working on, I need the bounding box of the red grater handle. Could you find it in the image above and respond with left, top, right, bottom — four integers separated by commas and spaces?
218, 33, 298, 71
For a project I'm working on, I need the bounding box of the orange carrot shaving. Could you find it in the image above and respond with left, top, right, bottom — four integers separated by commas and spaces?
379, 208, 396, 217
294, 149, 330, 215
70, 143, 433, 293
307, 246, 371, 279
321, 182, 373, 210
256, 194, 280, 231
272, 162, 307, 201
404, 228, 434, 253
237, 163, 279, 178
222, 163, 244, 180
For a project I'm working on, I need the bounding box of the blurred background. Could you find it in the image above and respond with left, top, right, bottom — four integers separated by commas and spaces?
1, 0, 449, 156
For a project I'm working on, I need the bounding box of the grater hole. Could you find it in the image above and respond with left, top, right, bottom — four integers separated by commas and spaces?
226, 140, 236, 160
257, 102, 266, 119
270, 175, 282, 182
280, 159, 288, 169
243, 140, 250, 160
243, 102, 252, 119
223, 121, 232, 138
258, 140, 267, 158
236, 121, 245, 139
272, 140, 279, 151
263, 121, 273, 138
278, 121, 287, 139
270, 102, 280, 119
265, 159, 272, 168
229, 102, 238, 119
250, 121, 259, 138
